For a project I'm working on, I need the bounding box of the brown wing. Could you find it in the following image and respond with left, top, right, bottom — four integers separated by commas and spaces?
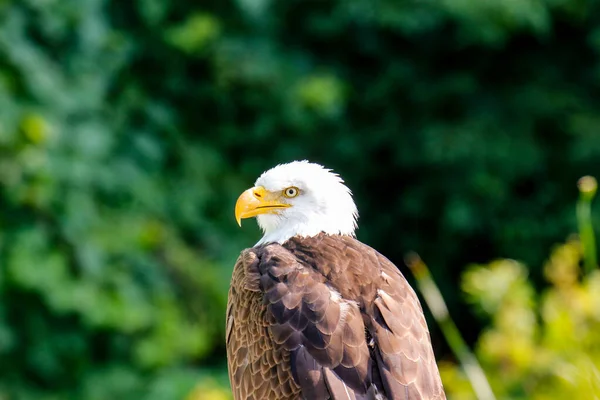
226, 250, 301, 400
283, 234, 446, 400
257, 244, 375, 399
368, 251, 446, 399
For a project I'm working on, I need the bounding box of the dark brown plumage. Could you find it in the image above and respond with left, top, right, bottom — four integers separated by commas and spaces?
226, 233, 446, 400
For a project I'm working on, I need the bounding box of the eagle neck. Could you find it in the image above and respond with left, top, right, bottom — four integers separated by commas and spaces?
255, 226, 356, 247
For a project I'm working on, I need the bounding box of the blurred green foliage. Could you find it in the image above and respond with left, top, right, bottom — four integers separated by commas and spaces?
1, 0, 600, 398
441, 238, 600, 399
436, 182, 599, 399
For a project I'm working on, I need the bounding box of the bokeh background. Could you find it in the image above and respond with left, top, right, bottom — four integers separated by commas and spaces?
1, 0, 600, 399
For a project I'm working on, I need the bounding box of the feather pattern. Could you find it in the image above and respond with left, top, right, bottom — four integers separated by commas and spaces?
227, 233, 445, 400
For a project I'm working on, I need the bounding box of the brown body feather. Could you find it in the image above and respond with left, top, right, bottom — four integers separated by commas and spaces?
226, 234, 446, 400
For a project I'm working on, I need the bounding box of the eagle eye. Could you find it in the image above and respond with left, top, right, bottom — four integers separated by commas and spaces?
283, 186, 300, 198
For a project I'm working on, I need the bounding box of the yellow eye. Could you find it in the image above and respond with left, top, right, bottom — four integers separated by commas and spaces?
283, 186, 299, 198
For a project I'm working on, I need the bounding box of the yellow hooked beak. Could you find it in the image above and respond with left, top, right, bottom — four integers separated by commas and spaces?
235, 186, 292, 226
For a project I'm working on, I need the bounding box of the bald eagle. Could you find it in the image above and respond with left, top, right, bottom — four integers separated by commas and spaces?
227, 161, 446, 400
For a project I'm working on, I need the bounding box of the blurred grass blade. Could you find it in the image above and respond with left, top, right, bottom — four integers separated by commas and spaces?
406, 253, 496, 400
577, 176, 598, 274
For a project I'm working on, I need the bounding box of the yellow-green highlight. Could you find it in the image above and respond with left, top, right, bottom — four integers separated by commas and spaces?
577, 176, 598, 275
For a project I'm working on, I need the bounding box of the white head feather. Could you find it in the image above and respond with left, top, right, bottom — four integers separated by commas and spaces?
254, 161, 358, 245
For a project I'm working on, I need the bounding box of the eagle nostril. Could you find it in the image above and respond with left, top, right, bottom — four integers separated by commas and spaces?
254, 191, 262, 198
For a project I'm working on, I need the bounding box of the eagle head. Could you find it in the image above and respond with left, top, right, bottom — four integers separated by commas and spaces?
235, 161, 358, 245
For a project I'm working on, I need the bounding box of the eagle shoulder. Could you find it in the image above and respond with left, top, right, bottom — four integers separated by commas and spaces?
227, 248, 301, 400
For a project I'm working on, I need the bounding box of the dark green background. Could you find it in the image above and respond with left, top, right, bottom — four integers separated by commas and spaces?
1, 0, 599, 398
